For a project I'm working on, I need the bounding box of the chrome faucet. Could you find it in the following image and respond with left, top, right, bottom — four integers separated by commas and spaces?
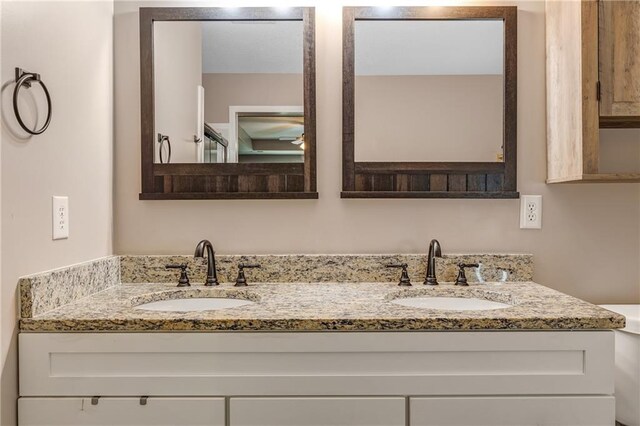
194, 240, 219, 286
424, 239, 442, 285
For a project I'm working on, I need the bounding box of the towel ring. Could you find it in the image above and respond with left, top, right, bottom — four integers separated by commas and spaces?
13, 68, 52, 136
157, 133, 172, 164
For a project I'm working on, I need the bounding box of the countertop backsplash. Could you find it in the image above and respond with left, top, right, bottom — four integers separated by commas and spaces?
120, 254, 533, 285
19, 256, 120, 318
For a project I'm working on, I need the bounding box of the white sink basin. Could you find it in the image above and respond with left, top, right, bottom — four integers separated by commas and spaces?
135, 298, 254, 312
392, 296, 511, 311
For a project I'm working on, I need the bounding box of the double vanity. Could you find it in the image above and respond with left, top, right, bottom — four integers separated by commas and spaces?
17, 251, 624, 426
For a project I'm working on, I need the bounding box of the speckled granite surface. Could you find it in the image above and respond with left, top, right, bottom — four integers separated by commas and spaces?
20, 281, 625, 332
20, 253, 622, 332
19, 254, 531, 320
19, 256, 119, 318
120, 254, 533, 285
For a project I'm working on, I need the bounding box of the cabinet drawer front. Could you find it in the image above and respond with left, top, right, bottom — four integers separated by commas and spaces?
230, 397, 405, 426
410, 396, 614, 426
20, 331, 613, 396
18, 397, 225, 426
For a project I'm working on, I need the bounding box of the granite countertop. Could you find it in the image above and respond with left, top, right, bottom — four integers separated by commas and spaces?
19, 281, 625, 332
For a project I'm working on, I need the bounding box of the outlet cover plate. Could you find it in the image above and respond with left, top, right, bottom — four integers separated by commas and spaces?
52, 196, 69, 240
520, 195, 542, 229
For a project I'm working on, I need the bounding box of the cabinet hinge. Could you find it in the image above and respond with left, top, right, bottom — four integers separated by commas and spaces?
596, 81, 601, 101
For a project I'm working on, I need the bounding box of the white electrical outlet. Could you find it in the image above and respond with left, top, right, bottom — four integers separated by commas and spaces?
52, 196, 69, 240
520, 195, 542, 229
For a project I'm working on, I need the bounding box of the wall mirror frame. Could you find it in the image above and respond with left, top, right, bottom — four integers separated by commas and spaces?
139, 7, 317, 200
342, 6, 518, 199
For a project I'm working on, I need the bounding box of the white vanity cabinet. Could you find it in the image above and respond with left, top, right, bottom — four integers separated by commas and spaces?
18, 331, 616, 426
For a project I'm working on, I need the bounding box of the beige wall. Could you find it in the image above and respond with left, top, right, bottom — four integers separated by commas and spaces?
115, 0, 639, 310
202, 73, 303, 123
154, 21, 202, 163
1, 1, 113, 424
355, 75, 503, 162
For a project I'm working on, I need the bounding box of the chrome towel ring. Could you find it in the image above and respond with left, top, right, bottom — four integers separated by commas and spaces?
13, 67, 52, 135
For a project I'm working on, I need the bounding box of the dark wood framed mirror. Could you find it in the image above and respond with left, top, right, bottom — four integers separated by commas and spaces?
139, 7, 317, 200
342, 6, 518, 199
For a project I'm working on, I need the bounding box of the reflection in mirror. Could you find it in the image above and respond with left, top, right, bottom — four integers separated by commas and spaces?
236, 113, 304, 163
203, 123, 227, 164
354, 20, 504, 163
153, 20, 303, 164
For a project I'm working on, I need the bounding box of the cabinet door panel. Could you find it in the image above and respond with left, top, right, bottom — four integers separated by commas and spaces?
19, 332, 614, 397
599, 0, 640, 116
18, 397, 225, 426
230, 397, 405, 426
410, 396, 614, 426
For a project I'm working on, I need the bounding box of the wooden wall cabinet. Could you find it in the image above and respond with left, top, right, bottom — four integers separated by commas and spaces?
546, 0, 640, 184
599, 1, 640, 122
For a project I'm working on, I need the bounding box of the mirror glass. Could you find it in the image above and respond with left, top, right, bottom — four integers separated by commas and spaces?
153, 20, 304, 164
354, 20, 504, 163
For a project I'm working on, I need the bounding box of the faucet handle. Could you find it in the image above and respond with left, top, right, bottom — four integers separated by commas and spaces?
455, 263, 479, 286
235, 263, 261, 287
165, 263, 190, 287
386, 263, 412, 287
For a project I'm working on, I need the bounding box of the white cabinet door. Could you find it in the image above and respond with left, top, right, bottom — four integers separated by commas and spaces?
230, 397, 405, 426
18, 397, 225, 426
410, 396, 614, 426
